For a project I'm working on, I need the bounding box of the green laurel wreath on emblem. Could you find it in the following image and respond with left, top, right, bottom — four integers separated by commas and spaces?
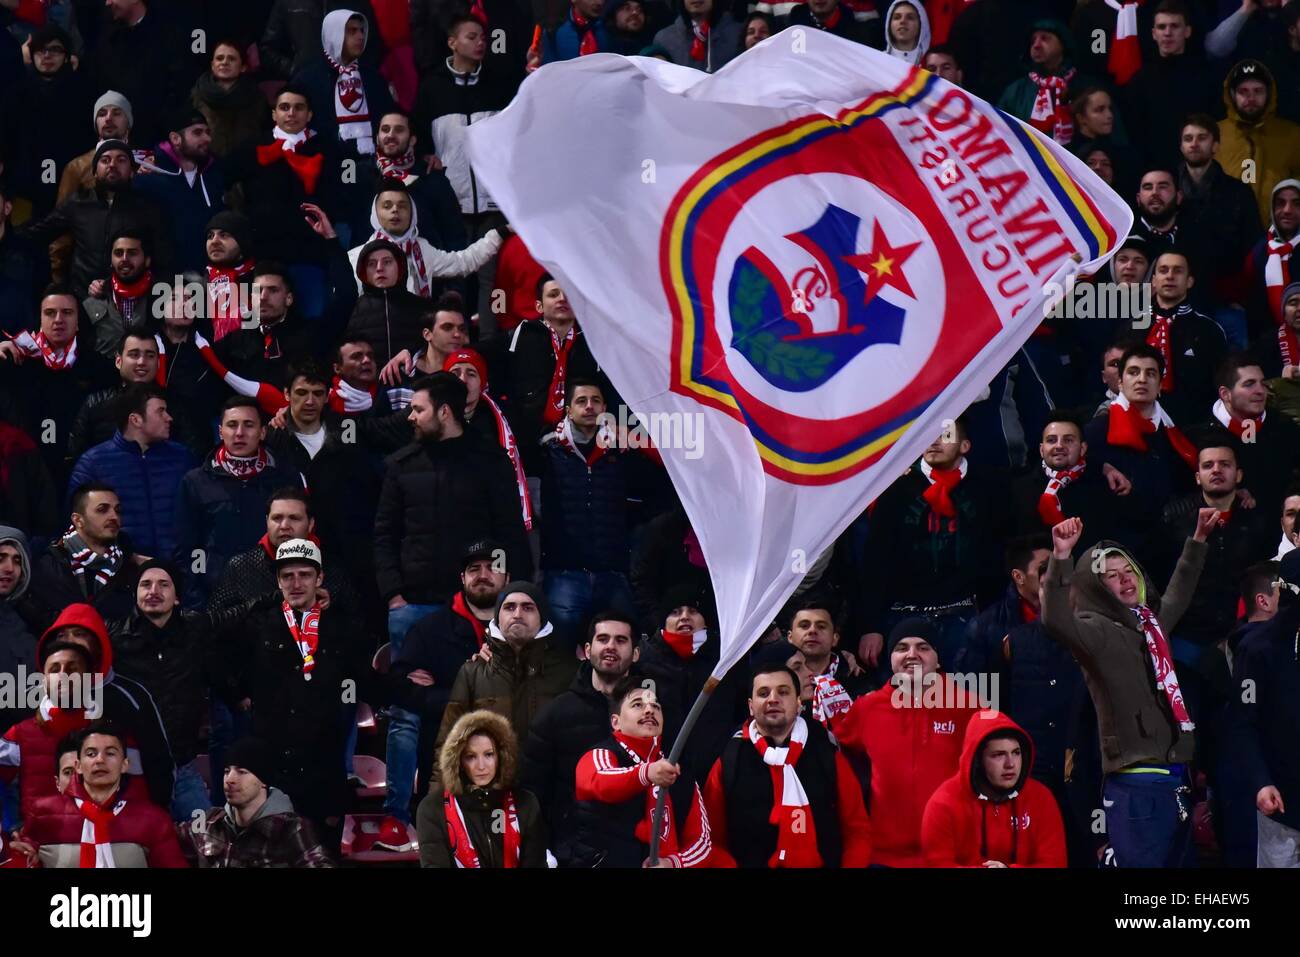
731, 263, 835, 384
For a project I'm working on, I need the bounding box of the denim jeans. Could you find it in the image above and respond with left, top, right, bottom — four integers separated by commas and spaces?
543, 570, 636, 651
384, 602, 443, 822
171, 759, 212, 823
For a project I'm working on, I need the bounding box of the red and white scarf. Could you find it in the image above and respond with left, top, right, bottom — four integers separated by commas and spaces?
609, 731, 680, 856
214, 445, 273, 481
482, 392, 533, 530
1106, 393, 1197, 469
326, 47, 372, 153
1265, 226, 1294, 328
1132, 604, 1195, 732
5, 330, 77, 370
1278, 323, 1299, 369
283, 601, 321, 680
1038, 458, 1087, 526
192, 330, 287, 415
328, 375, 376, 414
206, 260, 256, 341
572, 5, 600, 55
1027, 69, 1075, 145
745, 717, 821, 867
810, 673, 852, 727
64, 526, 124, 590
444, 790, 520, 868
110, 271, 152, 326
660, 626, 708, 661
1212, 398, 1263, 441
75, 791, 127, 868
1145, 309, 1177, 393
919, 457, 966, 519
689, 20, 709, 62
375, 143, 415, 179
543, 323, 577, 428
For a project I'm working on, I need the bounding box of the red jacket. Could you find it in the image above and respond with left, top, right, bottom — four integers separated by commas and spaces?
0, 604, 114, 819
493, 234, 544, 333
921, 711, 1066, 868
23, 778, 187, 868
830, 679, 978, 866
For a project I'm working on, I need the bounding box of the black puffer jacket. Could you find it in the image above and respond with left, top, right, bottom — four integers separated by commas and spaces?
343, 241, 431, 367
374, 433, 533, 605
538, 426, 632, 573
108, 601, 259, 766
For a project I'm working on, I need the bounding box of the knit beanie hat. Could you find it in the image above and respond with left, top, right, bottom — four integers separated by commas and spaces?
93, 90, 134, 134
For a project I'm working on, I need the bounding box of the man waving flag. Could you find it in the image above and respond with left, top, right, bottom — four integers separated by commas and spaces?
467, 30, 1131, 691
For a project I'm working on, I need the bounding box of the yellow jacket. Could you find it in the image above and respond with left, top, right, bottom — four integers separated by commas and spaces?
1218, 62, 1300, 224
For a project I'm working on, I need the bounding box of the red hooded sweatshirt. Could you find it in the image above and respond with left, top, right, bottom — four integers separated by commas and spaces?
921, 711, 1066, 868
0, 604, 114, 819
829, 677, 979, 866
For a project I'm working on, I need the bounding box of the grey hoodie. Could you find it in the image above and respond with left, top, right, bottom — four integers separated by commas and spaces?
0, 525, 37, 730
226, 786, 297, 830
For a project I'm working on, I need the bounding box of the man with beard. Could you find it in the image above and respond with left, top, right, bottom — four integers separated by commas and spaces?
351, 109, 466, 253
20, 140, 170, 301
1243, 180, 1300, 338
82, 230, 156, 358
704, 663, 872, 868
1218, 60, 1300, 225
522, 611, 642, 866
135, 109, 226, 273
55, 92, 138, 212
572, 678, 721, 868
1131, 170, 1216, 313
201, 210, 257, 343
1176, 116, 1263, 284
604, 0, 661, 55
377, 540, 510, 850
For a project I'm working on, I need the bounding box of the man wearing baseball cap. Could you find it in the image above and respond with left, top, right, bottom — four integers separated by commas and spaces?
374, 538, 510, 851
429, 581, 577, 790
228, 537, 354, 850
1218, 59, 1300, 223
135, 107, 225, 273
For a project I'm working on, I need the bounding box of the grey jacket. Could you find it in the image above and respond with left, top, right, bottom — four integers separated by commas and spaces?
1041, 537, 1205, 774
0, 525, 36, 731
652, 15, 743, 73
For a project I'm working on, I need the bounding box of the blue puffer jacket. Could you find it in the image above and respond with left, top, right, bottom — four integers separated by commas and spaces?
67, 433, 197, 560
172, 453, 303, 608
538, 422, 630, 573
954, 585, 1085, 787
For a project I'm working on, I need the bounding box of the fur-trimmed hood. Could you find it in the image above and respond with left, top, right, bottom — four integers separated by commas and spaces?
438, 709, 519, 796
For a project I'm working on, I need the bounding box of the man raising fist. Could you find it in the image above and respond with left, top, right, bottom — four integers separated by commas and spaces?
1039, 510, 1216, 868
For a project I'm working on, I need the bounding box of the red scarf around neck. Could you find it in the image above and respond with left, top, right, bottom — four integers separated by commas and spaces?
206, 260, 256, 341
814, 4, 841, 30
1212, 398, 1263, 441
1145, 310, 1176, 393
444, 789, 520, 868
573, 7, 599, 55
1265, 226, 1293, 327
1038, 458, 1087, 526
1027, 69, 1075, 144
452, 591, 489, 648
689, 20, 709, 61
282, 601, 321, 680
256, 140, 323, 194
214, 445, 272, 481
1105, 400, 1197, 468
660, 627, 696, 660
922, 467, 961, 518
1132, 604, 1195, 732
77, 789, 126, 869
745, 717, 821, 868
1279, 324, 1299, 369
543, 323, 577, 428
110, 270, 153, 321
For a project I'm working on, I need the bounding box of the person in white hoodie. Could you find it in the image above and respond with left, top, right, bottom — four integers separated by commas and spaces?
293, 9, 396, 157
883, 0, 930, 65
345, 180, 505, 298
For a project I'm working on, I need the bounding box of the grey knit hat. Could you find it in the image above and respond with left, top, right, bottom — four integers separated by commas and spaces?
93, 90, 134, 134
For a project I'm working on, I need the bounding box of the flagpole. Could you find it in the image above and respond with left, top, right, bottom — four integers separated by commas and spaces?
647, 675, 720, 865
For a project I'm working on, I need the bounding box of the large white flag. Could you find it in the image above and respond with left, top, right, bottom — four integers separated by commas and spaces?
468, 31, 1131, 683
